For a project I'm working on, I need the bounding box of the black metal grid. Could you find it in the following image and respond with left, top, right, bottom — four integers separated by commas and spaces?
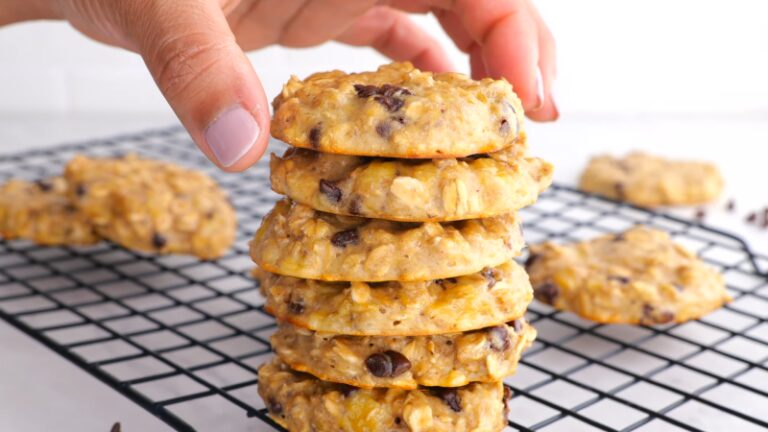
0, 126, 766, 432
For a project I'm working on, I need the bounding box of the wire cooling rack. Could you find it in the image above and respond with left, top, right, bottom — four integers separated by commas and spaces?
0, 126, 766, 432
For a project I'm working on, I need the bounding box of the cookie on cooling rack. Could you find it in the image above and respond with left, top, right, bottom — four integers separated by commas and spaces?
526, 226, 731, 324
271, 62, 525, 158
0, 177, 100, 245
578, 152, 723, 207
271, 319, 535, 389
258, 358, 510, 432
269, 140, 552, 222
250, 199, 524, 282
255, 261, 532, 336
64, 154, 236, 259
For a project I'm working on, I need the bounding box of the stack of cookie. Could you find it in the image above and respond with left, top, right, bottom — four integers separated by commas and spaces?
252, 63, 553, 431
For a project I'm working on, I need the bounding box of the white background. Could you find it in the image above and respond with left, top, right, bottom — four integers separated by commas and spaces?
0, 1, 767, 431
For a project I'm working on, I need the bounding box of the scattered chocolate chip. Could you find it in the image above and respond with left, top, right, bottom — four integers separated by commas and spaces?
308, 125, 322, 148
488, 325, 510, 352
434, 278, 457, 287
481, 267, 499, 288
365, 350, 411, 377
75, 184, 87, 197
642, 304, 674, 324
353, 84, 379, 98
503, 385, 513, 417
614, 182, 626, 200
395, 417, 402, 425
499, 118, 510, 135
534, 282, 559, 304
151, 233, 167, 249
35, 179, 53, 192
110, 423, 121, 432
393, 116, 406, 124
524, 253, 540, 270
375, 121, 392, 138
726, 199, 736, 212
510, 318, 525, 334
374, 95, 405, 112
336, 383, 357, 397
608, 275, 631, 284
348, 196, 362, 215
695, 208, 706, 222
747, 212, 758, 223
430, 387, 462, 412
319, 179, 342, 203
267, 398, 283, 415
287, 297, 305, 314
353, 83, 411, 112
331, 229, 359, 248
613, 232, 626, 242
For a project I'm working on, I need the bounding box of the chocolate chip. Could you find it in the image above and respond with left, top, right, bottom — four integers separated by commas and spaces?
267, 398, 283, 415
365, 350, 411, 377
35, 179, 53, 192
331, 229, 359, 248
534, 283, 559, 304
430, 387, 461, 412
374, 95, 405, 112
747, 212, 758, 223
642, 304, 675, 324
336, 383, 357, 397
319, 179, 342, 203
353, 84, 379, 98
613, 232, 626, 242
524, 253, 540, 270
75, 184, 87, 197
348, 196, 362, 215
695, 209, 706, 222
395, 417, 402, 425
309, 125, 322, 148
353, 84, 411, 112
434, 278, 457, 287
287, 297, 305, 314
481, 267, 499, 288
726, 200, 736, 212
488, 325, 510, 352
393, 116, 406, 124
608, 275, 631, 284
151, 233, 167, 249
614, 182, 626, 199
510, 318, 525, 334
375, 121, 392, 138
503, 385, 513, 417
110, 423, 121, 432
499, 118, 510, 135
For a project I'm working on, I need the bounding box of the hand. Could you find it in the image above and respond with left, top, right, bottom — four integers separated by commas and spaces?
3, 0, 557, 171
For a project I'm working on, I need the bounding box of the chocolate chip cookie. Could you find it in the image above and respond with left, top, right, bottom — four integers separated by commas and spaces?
579, 152, 724, 207
271, 62, 525, 158
259, 358, 510, 432
255, 260, 532, 336
251, 200, 524, 282
65, 154, 236, 259
271, 320, 535, 389
526, 226, 730, 324
0, 177, 100, 245
269, 139, 552, 222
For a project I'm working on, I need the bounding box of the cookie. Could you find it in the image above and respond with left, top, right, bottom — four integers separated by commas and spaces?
526, 226, 730, 324
64, 154, 236, 259
269, 140, 552, 222
271, 62, 525, 158
251, 200, 524, 282
579, 152, 724, 207
271, 320, 535, 389
255, 261, 532, 336
259, 358, 510, 432
0, 177, 100, 245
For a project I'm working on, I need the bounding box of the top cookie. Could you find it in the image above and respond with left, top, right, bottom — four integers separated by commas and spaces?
0, 177, 99, 245
579, 152, 723, 207
526, 226, 730, 324
65, 154, 237, 259
271, 62, 525, 158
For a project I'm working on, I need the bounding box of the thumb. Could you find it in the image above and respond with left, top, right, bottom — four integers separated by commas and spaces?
130, 1, 269, 171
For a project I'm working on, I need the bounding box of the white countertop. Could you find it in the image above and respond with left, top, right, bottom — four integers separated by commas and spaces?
0, 112, 766, 431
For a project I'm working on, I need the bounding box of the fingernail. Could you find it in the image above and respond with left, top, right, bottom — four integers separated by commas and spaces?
204, 105, 259, 168
532, 66, 545, 112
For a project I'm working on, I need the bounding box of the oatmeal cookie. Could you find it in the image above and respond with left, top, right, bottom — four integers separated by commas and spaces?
271, 62, 525, 158
251, 200, 524, 282
0, 177, 99, 245
259, 358, 510, 432
579, 152, 723, 207
269, 140, 552, 222
255, 261, 532, 336
64, 154, 236, 259
526, 226, 730, 324
271, 320, 535, 389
